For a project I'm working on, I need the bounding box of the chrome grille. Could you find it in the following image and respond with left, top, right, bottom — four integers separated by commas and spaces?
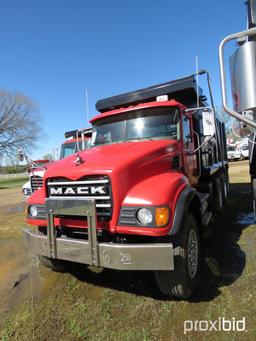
30, 175, 43, 193
47, 176, 112, 221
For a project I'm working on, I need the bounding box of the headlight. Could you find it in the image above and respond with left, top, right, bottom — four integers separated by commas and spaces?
119, 206, 170, 227
29, 205, 38, 218
137, 208, 153, 225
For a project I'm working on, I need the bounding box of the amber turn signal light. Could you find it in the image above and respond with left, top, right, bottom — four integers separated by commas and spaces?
155, 207, 169, 227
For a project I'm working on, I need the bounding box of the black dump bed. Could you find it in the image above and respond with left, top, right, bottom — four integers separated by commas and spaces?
95, 74, 227, 176
96, 75, 206, 113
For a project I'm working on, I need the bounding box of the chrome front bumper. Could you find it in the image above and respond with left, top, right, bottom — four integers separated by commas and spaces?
24, 198, 174, 271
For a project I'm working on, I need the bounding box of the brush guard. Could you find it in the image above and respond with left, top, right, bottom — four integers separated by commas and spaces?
23, 198, 174, 270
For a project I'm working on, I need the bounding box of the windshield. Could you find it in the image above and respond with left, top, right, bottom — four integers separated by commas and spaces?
60, 142, 77, 159
242, 145, 248, 150
60, 140, 91, 159
91, 107, 180, 147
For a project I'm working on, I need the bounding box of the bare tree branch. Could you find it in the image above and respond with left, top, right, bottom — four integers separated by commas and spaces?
0, 90, 43, 160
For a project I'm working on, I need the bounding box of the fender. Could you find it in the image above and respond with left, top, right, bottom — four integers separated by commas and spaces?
122, 172, 188, 207
169, 186, 201, 236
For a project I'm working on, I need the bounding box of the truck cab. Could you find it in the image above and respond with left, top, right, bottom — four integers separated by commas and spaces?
24, 75, 228, 299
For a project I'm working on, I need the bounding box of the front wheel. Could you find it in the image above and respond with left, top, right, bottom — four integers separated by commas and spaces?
154, 213, 200, 299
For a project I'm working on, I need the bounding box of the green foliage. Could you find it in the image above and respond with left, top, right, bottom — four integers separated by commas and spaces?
0, 165, 28, 174
0, 176, 28, 188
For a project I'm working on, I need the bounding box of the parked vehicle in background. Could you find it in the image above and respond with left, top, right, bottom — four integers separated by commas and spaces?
24, 73, 229, 299
22, 159, 50, 198
28, 159, 50, 172
60, 128, 92, 159
22, 180, 32, 198
22, 128, 92, 198
236, 138, 249, 159
227, 143, 241, 161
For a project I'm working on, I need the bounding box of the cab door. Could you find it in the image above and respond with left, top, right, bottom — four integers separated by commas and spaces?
182, 113, 198, 185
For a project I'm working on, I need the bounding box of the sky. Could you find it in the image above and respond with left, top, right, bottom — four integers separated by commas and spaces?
0, 0, 247, 159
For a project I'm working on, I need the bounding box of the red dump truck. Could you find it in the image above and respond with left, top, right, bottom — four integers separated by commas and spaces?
24, 74, 228, 298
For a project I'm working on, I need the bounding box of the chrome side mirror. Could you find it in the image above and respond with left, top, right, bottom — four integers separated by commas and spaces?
202, 108, 216, 136
17, 149, 25, 162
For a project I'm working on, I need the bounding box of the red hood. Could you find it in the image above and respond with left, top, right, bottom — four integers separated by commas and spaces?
44, 140, 179, 181
28, 140, 184, 234
43, 140, 181, 209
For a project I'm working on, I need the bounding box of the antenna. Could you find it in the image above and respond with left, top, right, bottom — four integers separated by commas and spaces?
85, 88, 89, 124
195, 55, 199, 108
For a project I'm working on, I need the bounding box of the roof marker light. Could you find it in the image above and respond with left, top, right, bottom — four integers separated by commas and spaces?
156, 95, 168, 102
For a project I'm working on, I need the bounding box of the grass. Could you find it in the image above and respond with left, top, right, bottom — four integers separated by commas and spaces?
0, 177, 28, 189
0, 161, 256, 340
0, 211, 26, 240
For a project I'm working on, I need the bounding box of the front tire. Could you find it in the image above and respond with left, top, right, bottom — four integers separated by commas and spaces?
154, 213, 200, 299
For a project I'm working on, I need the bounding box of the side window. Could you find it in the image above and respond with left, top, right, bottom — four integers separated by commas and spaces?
182, 116, 191, 147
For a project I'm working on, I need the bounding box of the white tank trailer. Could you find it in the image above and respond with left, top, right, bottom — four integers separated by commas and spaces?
219, 0, 256, 215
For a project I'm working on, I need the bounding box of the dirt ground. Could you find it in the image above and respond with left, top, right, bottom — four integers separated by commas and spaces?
0, 161, 255, 341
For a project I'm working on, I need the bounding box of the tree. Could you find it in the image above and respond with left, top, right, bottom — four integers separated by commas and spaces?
42, 153, 54, 161
216, 106, 233, 128
0, 90, 42, 160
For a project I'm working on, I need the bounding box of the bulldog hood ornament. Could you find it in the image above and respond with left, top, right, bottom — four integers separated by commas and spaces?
73, 152, 84, 166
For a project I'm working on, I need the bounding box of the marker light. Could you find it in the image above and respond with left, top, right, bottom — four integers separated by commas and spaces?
156, 95, 168, 102
155, 207, 169, 227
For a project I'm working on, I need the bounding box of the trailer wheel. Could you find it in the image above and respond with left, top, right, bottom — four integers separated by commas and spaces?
154, 213, 200, 299
38, 255, 70, 272
212, 177, 223, 212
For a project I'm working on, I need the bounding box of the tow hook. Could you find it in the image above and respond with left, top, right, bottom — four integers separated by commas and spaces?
173, 246, 185, 258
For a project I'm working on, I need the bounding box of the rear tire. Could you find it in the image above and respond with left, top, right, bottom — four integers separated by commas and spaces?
154, 213, 200, 299
38, 255, 70, 272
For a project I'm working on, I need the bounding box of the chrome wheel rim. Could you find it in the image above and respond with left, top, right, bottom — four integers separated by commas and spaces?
188, 230, 198, 279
